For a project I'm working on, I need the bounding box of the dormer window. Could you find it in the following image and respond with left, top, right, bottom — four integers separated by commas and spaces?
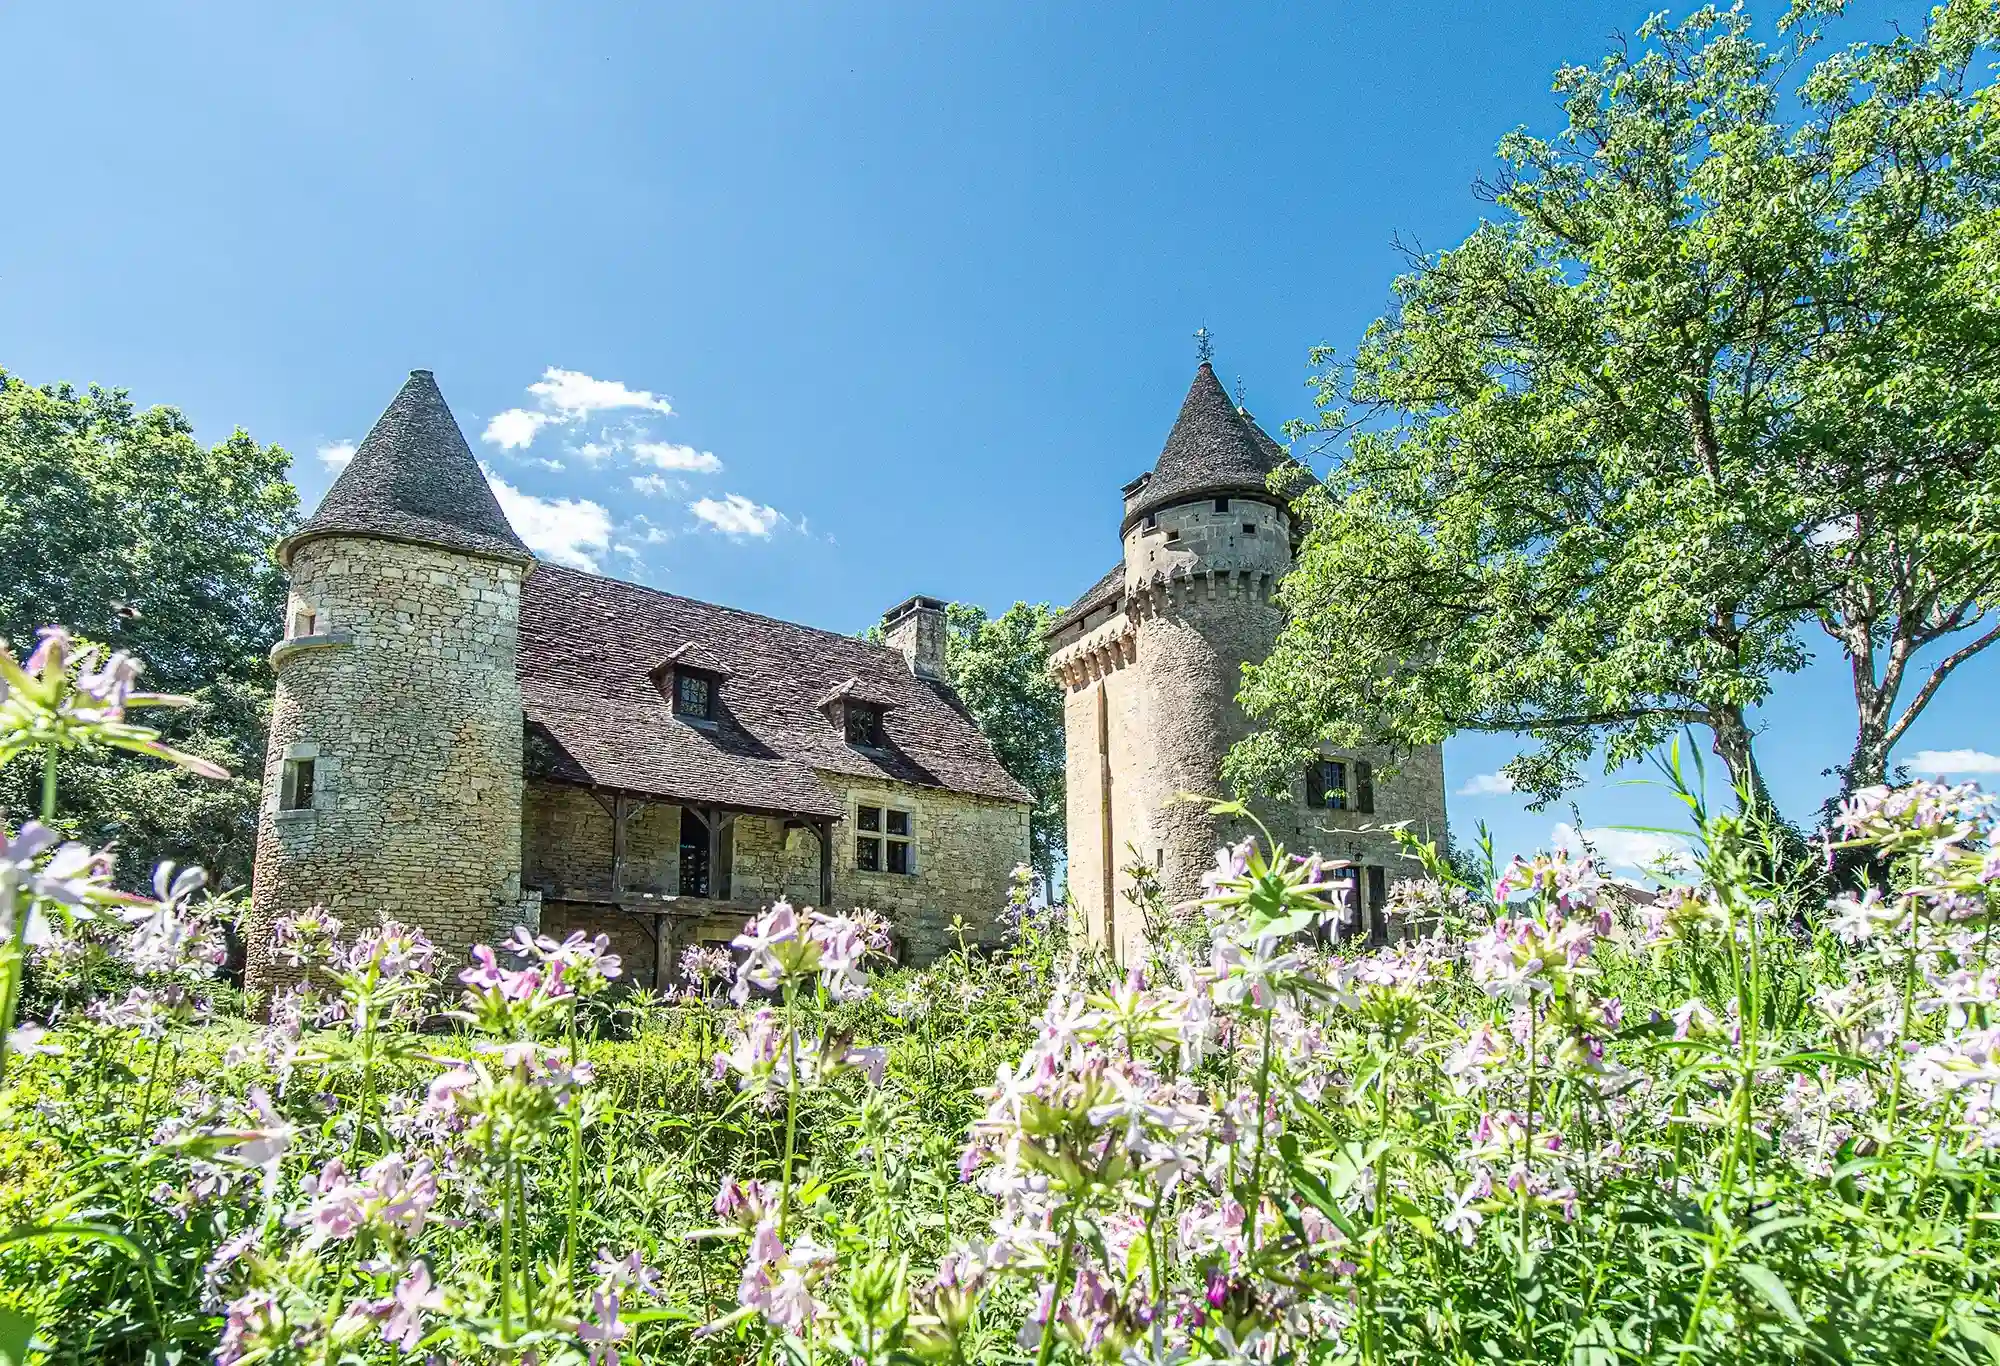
845, 702, 882, 747
817, 677, 896, 750
673, 670, 713, 722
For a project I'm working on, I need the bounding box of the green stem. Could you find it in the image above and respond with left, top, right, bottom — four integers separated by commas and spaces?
1035, 1235, 1073, 1366
499, 1153, 515, 1340
778, 984, 801, 1238
566, 1013, 585, 1280
1241, 1001, 1277, 1262
40, 746, 57, 822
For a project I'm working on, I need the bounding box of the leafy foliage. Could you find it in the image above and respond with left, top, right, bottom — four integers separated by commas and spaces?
1235, 1, 2000, 812
0, 372, 296, 886
939, 602, 1067, 888
7, 616, 2000, 1365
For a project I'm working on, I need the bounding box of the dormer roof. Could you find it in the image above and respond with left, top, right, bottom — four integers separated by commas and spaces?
663, 640, 735, 679
279, 370, 531, 567
1121, 361, 1299, 533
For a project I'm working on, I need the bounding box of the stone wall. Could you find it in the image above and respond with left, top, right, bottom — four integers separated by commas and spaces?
824, 777, 1029, 964
248, 537, 532, 998
520, 781, 680, 896
1053, 491, 1454, 965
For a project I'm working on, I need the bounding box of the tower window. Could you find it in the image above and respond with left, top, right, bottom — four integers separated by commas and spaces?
1214, 497, 1230, 512
1242, 523, 1257, 535
1166, 529, 1181, 543
290, 609, 317, 639
845, 703, 882, 747
673, 670, 713, 722
855, 803, 914, 874
1306, 759, 1347, 810
1144, 514, 1158, 530
280, 756, 317, 811
1306, 758, 1374, 813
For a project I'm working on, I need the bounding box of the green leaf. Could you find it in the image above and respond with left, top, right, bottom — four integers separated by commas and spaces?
0, 1308, 31, 1366
1736, 1263, 1806, 1329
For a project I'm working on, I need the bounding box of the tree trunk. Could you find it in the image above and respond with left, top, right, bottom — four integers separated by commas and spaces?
1706, 704, 1774, 815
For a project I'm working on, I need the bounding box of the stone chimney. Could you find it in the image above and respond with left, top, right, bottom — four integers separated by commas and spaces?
882, 595, 948, 680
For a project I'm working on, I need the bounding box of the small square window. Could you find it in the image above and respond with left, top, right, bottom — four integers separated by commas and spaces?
674, 671, 712, 721
845, 703, 881, 747
1214, 497, 1230, 512
1166, 529, 1181, 543
291, 610, 317, 639
886, 840, 911, 874
886, 809, 910, 836
856, 836, 881, 871
858, 805, 882, 832
1242, 523, 1257, 534
281, 756, 316, 811
1144, 514, 1158, 530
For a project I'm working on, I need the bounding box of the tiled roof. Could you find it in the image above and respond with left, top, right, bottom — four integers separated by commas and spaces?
1121, 362, 1299, 533
1049, 561, 1126, 636
518, 564, 1031, 816
280, 371, 531, 567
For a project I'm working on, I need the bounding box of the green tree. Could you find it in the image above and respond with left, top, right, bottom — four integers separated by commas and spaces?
0, 371, 298, 885
939, 602, 1067, 891
1232, 2, 2000, 814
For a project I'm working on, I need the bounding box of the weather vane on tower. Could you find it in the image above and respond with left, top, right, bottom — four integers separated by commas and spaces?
1193, 325, 1213, 365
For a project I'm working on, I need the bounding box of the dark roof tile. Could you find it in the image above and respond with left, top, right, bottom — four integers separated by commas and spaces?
1122, 362, 1297, 532
518, 565, 1030, 814
281, 371, 530, 567
1048, 561, 1125, 636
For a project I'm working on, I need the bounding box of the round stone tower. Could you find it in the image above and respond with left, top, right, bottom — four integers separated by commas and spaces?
247, 370, 538, 1001
1120, 361, 1299, 910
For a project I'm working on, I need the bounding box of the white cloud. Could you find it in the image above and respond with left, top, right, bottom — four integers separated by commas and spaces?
484, 408, 555, 451
317, 440, 357, 472
1906, 748, 2000, 775
1457, 771, 1515, 797
633, 440, 722, 474
479, 369, 674, 452
1551, 822, 1693, 874
691, 493, 783, 539
527, 367, 673, 419
631, 473, 675, 496
573, 439, 619, 464
484, 470, 612, 572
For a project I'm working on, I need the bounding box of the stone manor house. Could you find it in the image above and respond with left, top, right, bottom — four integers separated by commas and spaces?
1048, 361, 1448, 963
246, 370, 1031, 996
246, 362, 1448, 992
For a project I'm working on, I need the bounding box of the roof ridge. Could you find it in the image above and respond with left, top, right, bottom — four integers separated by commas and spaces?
535, 562, 913, 668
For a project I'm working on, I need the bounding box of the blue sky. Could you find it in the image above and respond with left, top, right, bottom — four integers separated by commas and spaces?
2, 1, 1993, 873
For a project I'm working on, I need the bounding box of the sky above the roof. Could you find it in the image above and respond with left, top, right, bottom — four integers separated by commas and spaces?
3, 0, 1992, 875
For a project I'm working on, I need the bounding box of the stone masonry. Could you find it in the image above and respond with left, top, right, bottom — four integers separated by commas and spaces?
1049, 361, 1449, 961
247, 535, 536, 995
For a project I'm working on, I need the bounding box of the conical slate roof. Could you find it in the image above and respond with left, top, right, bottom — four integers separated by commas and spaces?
1121, 362, 1296, 532
279, 370, 531, 567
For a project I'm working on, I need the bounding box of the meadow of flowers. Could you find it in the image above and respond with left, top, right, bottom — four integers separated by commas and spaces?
3, 623, 1999, 1365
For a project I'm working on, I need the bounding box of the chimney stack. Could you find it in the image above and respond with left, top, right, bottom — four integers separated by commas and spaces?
882, 596, 948, 680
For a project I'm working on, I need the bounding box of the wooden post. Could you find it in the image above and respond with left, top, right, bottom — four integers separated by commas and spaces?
610, 792, 629, 895
654, 913, 674, 991
817, 816, 835, 909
